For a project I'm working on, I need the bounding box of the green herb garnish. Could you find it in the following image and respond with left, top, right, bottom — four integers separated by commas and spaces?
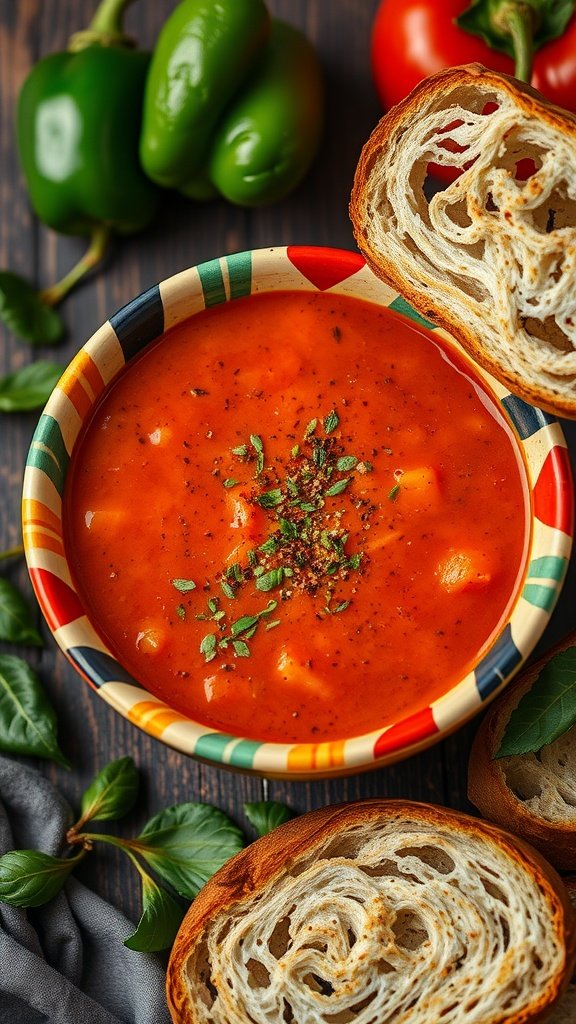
325, 477, 350, 497
324, 409, 339, 434
250, 434, 264, 476
171, 578, 196, 593
255, 488, 283, 509
200, 634, 217, 663
337, 455, 357, 472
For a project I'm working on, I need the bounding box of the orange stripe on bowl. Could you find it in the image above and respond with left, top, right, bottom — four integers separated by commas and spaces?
79, 351, 107, 399
22, 498, 62, 535
287, 739, 346, 773
24, 530, 65, 557
58, 352, 106, 418
127, 701, 189, 737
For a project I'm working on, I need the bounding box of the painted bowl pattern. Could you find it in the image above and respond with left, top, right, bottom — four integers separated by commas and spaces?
23, 246, 574, 777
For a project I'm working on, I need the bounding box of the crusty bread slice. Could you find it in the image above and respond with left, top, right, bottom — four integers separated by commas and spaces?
469, 630, 576, 871
350, 63, 576, 416
167, 799, 576, 1024
549, 877, 576, 1022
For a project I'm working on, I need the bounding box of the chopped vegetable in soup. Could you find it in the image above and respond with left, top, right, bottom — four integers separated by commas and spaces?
64, 291, 529, 742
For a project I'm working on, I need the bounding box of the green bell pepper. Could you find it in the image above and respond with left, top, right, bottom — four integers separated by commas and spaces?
140, 2, 323, 206
140, 0, 272, 191
15, 0, 158, 309
205, 19, 324, 206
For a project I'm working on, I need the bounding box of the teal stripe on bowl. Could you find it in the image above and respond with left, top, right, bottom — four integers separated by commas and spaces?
226, 251, 252, 299
527, 555, 568, 581
26, 414, 70, 496
522, 582, 558, 611
195, 732, 236, 762
197, 259, 227, 307
389, 296, 437, 331
227, 739, 262, 769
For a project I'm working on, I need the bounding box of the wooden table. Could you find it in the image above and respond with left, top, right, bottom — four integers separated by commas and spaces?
2, 0, 576, 937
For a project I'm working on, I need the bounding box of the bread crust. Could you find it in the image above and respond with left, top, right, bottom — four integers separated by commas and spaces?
166, 798, 576, 1024
469, 631, 576, 870
350, 63, 576, 417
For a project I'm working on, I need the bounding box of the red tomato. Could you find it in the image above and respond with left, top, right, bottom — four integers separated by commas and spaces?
372, 0, 576, 114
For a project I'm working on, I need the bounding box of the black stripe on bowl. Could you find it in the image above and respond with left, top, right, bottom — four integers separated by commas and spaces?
109, 284, 165, 362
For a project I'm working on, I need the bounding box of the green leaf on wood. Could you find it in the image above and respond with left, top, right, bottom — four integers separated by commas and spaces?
123, 872, 185, 952
243, 801, 295, 837
0, 362, 63, 412
0, 654, 69, 766
0, 578, 42, 646
79, 756, 139, 825
133, 803, 245, 900
0, 849, 79, 907
0, 272, 65, 346
497, 647, 576, 757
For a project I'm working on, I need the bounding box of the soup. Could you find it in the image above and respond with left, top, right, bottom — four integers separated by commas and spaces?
64, 291, 529, 742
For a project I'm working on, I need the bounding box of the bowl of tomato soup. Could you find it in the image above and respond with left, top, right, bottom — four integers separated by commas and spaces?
23, 247, 573, 777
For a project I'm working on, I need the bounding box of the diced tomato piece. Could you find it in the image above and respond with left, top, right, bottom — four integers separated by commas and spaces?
135, 621, 167, 654
225, 494, 268, 563
396, 466, 441, 511
437, 549, 493, 594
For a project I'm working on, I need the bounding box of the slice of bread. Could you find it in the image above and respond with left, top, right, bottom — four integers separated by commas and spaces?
166, 799, 576, 1024
468, 631, 576, 871
549, 877, 576, 1022
350, 63, 576, 416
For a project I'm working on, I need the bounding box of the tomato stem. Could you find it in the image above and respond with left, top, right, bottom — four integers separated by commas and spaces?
496, 3, 535, 82
39, 226, 110, 308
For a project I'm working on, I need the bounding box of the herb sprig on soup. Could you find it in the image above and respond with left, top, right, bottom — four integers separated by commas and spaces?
64, 291, 529, 742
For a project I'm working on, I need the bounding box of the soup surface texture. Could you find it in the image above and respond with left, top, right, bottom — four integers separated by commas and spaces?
64, 291, 529, 742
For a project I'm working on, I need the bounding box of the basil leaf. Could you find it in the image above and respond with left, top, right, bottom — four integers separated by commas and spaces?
0, 654, 69, 767
134, 803, 245, 899
0, 362, 63, 412
497, 648, 576, 757
0, 272, 65, 346
0, 849, 77, 907
123, 873, 184, 952
0, 579, 42, 646
80, 757, 139, 825
243, 801, 295, 837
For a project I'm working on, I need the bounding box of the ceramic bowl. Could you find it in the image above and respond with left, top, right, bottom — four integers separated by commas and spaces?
22, 246, 574, 778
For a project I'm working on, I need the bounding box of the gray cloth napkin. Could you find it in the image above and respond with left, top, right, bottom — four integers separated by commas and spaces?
0, 756, 171, 1024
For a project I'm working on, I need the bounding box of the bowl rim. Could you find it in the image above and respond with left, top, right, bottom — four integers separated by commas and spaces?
22, 244, 574, 778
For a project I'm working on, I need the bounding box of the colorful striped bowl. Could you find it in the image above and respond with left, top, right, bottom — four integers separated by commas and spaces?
23, 247, 574, 778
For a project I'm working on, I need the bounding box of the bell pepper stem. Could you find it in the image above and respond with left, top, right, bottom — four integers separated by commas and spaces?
69, 0, 136, 51
39, 225, 110, 308
87, 0, 136, 37
497, 3, 534, 82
